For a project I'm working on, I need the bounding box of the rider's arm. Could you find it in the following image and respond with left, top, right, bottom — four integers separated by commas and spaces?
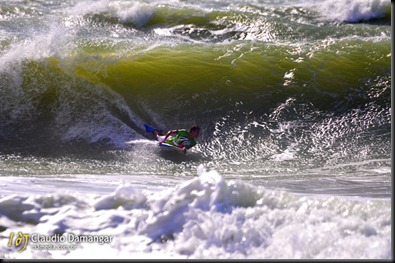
160, 130, 178, 144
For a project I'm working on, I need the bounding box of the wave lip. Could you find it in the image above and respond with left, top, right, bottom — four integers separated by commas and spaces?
309, 0, 391, 23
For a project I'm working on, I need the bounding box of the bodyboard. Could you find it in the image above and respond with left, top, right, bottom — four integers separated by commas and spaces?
144, 124, 185, 153
157, 135, 185, 153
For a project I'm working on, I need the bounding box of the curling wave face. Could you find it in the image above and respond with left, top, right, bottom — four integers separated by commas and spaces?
0, 0, 391, 179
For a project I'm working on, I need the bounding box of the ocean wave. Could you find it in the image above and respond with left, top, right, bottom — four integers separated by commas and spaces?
0, 0, 391, 173
63, 0, 391, 44
308, 0, 391, 23
0, 1, 391, 259
0, 40, 390, 166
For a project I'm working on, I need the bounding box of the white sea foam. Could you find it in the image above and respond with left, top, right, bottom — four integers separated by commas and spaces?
117, 3, 155, 28
308, 0, 390, 22
67, 0, 112, 16
0, 165, 391, 259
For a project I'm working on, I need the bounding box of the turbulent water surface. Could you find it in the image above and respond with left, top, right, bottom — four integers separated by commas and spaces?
0, 0, 392, 259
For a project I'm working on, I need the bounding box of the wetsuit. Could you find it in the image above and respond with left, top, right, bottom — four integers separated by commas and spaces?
166, 129, 196, 149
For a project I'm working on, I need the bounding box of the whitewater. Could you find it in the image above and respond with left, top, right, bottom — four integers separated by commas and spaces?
0, 0, 392, 259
